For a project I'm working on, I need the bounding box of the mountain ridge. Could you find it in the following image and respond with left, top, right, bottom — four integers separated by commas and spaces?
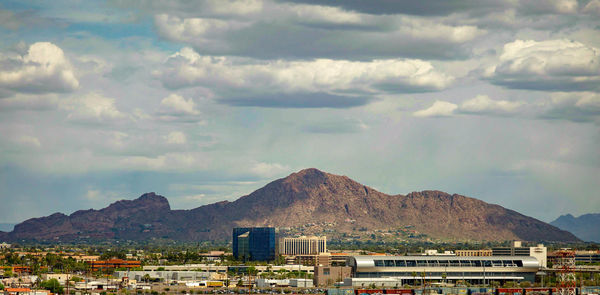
550, 213, 600, 242
0, 168, 579, 242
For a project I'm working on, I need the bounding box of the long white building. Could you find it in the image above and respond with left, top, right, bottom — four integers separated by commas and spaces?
279, 236, 327, 255
346, 255, 540, 286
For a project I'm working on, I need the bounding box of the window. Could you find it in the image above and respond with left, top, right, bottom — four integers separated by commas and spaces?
460, 261, 471, 267
450, 260, 460, 267
385, 260, 395, 267
396, 260, 406, 267
473, 260, 482, 267
439, 260, 449, 267
323, 268, 330, 275
417, 260, 428, 267
406, 260, 416, 267
374, 260, 384, 267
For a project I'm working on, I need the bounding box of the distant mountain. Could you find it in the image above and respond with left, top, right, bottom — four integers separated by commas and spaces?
0, 223, 15, 232
0, 168, 580, 243
550, 213, 600, 242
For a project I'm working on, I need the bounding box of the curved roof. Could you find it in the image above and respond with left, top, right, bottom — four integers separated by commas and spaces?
348, 255, 540, 269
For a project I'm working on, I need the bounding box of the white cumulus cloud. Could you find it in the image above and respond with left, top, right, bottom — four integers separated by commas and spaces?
160, 94, 200, 115
158, 47, 454, 104
459, 95, 523, 115
413, 100, 458, 117
61, 92, 124, 122
0, 42, 79, 95
485, 39, 600, 91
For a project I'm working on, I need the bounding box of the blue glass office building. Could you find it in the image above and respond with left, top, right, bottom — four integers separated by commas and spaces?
233, 227, 276, 261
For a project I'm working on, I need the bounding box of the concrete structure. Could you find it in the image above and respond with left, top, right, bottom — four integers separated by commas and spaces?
492, 241, 547, 268
313, 265, 352, 287
347, 255, 541, 284
423, 250, 455, 256
256, 279, 289, 288
233, 227, 276, 261
3, 289, 50, 295
279, 236, 326, 255
115, 270, 211, 282
0, 243, 11, 249
88, 259, 141, 271
290, 278, 313, 288
455, 250, 492, 256
41, 274, 70, 285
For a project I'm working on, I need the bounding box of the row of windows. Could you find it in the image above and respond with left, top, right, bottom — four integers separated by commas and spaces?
356, 271, 532, 278
372, 260, 524, 268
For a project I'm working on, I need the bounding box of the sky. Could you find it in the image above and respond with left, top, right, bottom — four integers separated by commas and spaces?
0, 0, 599, 227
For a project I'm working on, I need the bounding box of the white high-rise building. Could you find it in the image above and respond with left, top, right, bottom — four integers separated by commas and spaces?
279, 236, 327, 255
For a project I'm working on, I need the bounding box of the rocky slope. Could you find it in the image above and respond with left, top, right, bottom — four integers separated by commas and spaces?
0, 168, 579, 242
550, 213, 600, 242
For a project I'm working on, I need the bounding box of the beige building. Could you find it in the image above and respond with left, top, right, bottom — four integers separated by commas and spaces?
279, 236, 326, 255
455, 249, 492, 256
313, 266, 352, 287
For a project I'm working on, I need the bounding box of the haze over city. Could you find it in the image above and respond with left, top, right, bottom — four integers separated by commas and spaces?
1, 0, 599, 226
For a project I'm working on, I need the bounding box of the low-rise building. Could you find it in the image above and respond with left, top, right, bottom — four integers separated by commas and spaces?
347, 255, 541, 284
41, 274, 70, 285
492, 241, 547, 268
88, 259, 141, 271
455, 250, 492, 257
313, 265, 352, 287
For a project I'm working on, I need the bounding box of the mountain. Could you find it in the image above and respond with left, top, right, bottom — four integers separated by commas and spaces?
0, 168, 579, 242
0, 223, 15, 232
550, 213, 600, 242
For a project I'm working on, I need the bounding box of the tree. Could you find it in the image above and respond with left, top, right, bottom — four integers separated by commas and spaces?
0, 283, 4, 290
41, 279, 64, 294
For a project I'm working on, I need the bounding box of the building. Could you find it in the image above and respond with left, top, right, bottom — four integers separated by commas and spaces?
455, 250, 492, 256
548, 250, 600, 265
279, 236, 326, 255
41, 274, 70, 285
313, 265, 352, 287
88, 259, 141, 271
492, 241, 547, 268
0, 243, 11, 249
232, 227, 276, 261
115, 270, 211, 282
346, 255, 541, 285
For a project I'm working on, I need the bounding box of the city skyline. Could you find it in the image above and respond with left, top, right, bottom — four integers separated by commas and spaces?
0, 0, 599, 224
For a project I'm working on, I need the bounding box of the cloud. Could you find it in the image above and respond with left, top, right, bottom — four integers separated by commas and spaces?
459, 95, 523, 115
118, 152, 207, 171
160, 94, 200, 115
302, 119, 369, 133
165, 131, 187, 145
518, 0, 578, 14
413, 100, 458, 117
274, 0, 507, 16
484, 39, 600, 92
539, 92, 600, 123
583, 0, 600, 15
14, 135, 42, 148
250, 162, 291, 178
0, 42, 79, 95
157, 47, 453, 107
414, 95, 525, 118
151, 2, 484, 60
60, 92, 124, 122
